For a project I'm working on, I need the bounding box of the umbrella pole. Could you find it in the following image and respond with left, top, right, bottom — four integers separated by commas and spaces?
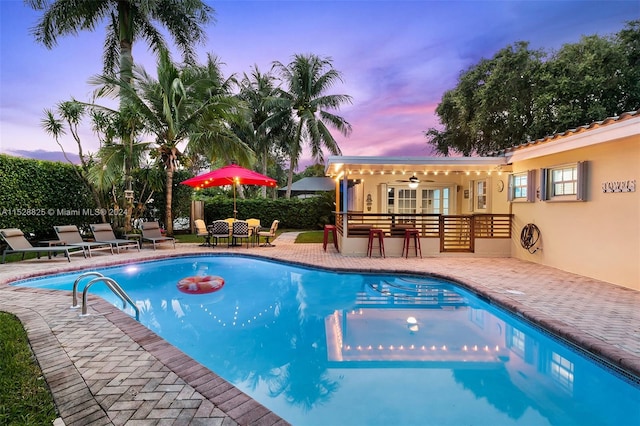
233, 183, 237, 219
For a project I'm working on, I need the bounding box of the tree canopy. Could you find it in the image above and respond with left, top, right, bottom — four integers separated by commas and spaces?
26, 0, 214, 82
426, 20, 640, 156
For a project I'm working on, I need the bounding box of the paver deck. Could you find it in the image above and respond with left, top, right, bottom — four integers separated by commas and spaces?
1, 232, 639, 425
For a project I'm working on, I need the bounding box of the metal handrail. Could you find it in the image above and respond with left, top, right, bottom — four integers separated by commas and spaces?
81, 276, 140, 321
72, 272, 104, 308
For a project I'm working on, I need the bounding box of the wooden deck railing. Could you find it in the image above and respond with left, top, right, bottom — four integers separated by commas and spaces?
336, 212, 512, 253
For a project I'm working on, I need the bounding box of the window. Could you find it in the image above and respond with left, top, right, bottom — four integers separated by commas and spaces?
553, 166, 577, 196
471, 179, 488, 211
397, 189, 417, 214
540, 162, 588, 201
507, 326, 526, 358
386, 187, 395, 213
550, 352, 574, 393
508, 170, 536, 202
422, 188, 450, 214
384, 184, 455, 215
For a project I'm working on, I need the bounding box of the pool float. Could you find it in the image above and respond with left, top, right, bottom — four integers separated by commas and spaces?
177, 275, 224, 294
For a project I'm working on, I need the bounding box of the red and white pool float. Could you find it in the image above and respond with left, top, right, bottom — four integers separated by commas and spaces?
177, 275, 225, 294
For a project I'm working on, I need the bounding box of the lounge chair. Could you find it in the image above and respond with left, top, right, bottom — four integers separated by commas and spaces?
210, 220, 230, 247
89, 223, 140, 254
194, 219, 211, 246
141, 221, 175, 250
1, 228, 85, 263
54, 225, 114, 257
258, 220, 279, 247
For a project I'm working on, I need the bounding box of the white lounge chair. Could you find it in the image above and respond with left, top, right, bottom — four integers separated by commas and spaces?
141, 221, 175, 250
54, 225, 114, 257
90, 223, 140, 254
1, 228, 85, 263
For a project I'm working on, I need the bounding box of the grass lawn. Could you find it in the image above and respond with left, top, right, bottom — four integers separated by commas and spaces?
0, 312, 58, 424
294, 230, 324, 243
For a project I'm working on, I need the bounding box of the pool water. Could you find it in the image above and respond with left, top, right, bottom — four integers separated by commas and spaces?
15, 256, 640, 425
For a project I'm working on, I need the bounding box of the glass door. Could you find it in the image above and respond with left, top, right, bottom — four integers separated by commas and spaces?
421, 188, 450, 214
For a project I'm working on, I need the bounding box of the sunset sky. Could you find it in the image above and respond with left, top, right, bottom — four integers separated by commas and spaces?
0, 0, 636, 168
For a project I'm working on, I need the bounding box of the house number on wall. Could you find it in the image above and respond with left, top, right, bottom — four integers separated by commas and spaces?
602, 180, 636, 193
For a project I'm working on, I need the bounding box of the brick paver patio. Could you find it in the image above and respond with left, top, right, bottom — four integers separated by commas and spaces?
1, 232, 638, 425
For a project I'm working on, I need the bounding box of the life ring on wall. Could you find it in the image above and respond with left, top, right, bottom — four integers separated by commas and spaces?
177, 275, 225, 294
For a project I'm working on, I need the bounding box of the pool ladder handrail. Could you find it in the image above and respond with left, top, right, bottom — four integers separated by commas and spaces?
72, 272, 140, 321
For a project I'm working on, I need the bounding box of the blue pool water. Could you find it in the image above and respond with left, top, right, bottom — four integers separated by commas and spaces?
14, 255, 640, 425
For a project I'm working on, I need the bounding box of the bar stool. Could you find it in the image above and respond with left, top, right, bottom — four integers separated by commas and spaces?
367, 229, 386, 258
323, 224, 338, 252
402, 228, 422, 258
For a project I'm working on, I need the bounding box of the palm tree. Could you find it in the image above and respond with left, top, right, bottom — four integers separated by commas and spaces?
92, 49, 252, 235
87, 105, 153, 230
270, 54, 353, 198
25, 0, 214, 83
184, 54, 254, 168
236, 66, 287, 198
27, 0, 215, 230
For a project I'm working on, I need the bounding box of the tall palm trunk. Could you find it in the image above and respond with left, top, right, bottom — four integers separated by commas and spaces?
261, 145, 269, 198
285, 159, 295, 199
285, 122, 304, 199
165, 167, 174, 235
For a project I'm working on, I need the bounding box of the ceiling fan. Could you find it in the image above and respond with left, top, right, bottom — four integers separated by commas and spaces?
395, 174, 433, 187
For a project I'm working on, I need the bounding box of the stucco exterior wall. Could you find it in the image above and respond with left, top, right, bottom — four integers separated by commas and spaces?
509, 136, 639, 290
350, 173, 512, 216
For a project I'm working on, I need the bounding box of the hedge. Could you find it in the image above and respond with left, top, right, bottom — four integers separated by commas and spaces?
202, 192, 336, 230
1, 154, 336, 240
0, 154, 97, 239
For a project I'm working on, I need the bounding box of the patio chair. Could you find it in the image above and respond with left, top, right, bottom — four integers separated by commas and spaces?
194, 219, 211, 246
1, 228, 85, 263
141, 221, 176, 250
246, 218, 261, 246
258, 220, 279, 247
89, 223, 140, 254
210, 220, 230, 248
54, 225, 114, 257
231, 220, 251, 248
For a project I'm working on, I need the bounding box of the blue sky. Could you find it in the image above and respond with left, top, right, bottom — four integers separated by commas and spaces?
0, 0, 637, 167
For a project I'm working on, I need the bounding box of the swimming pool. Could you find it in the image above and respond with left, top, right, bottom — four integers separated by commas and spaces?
15, 255, 640, 425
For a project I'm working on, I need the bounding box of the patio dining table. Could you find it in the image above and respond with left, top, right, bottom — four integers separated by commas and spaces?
212, 219, 261, 247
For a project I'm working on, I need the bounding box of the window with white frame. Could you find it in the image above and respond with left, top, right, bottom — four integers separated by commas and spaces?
550, 352, 575, 393
540, 162, 588, 201
383, 184, 456, 215
397, 189, 417, 214
553, 166, 577, 195
421, 188, 451, 214
508, 170, 536, 202
473, 179, 488, 211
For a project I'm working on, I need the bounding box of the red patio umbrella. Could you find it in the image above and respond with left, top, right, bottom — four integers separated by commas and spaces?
181, 164, 277, 218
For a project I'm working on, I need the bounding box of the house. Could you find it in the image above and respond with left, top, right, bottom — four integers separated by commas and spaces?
325, 111, 639, 290
278, 176, 335, 198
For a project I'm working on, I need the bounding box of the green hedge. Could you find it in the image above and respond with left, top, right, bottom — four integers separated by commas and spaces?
1, 155, 334, 240
0, 154, 96, 239
203, 192, 336, 229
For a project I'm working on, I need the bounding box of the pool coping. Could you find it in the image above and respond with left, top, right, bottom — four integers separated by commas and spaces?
1, 236, 639, 425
